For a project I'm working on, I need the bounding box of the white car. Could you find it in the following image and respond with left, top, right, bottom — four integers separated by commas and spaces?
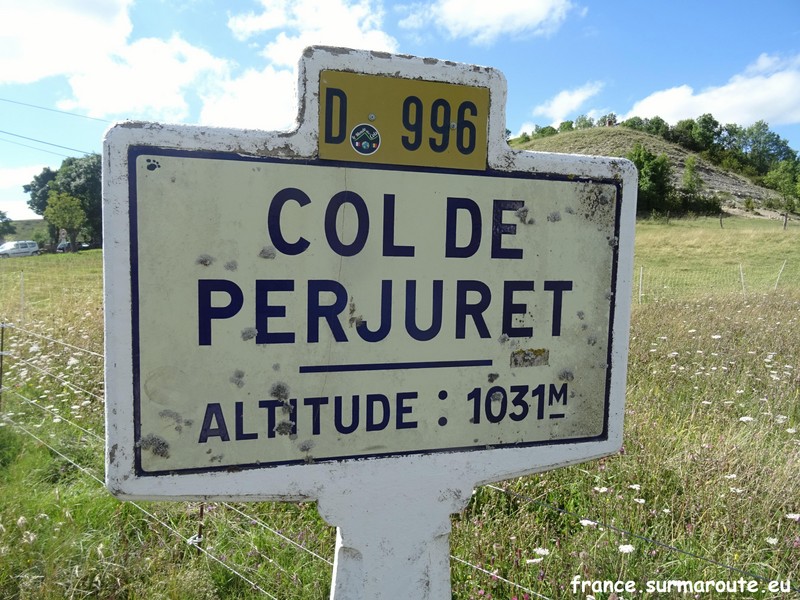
0, 240, 40, 258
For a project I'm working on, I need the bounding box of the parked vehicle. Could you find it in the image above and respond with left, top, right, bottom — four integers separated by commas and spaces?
56, 241, 91, 253
0, 240, 40, 258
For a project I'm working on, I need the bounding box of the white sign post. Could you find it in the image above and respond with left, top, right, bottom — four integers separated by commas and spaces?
104, 46, 636, 599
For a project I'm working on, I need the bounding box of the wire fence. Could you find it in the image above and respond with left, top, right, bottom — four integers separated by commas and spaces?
633, 260, 799, 303
0, 263, 798, 598
2, 260, 799, 323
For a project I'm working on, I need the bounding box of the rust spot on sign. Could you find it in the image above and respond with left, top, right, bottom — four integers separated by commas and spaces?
510, 348, 549, 367
139, 434, 170, 458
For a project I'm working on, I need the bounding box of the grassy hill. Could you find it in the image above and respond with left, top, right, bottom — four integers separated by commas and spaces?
3, 219, 47, 243
510, 127, 782, 211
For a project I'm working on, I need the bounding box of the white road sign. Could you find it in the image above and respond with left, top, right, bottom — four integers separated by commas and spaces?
105, 47, 635, 498
104, 45, 636, 600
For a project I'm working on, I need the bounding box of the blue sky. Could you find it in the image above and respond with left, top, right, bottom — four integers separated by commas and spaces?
1, 0, 799, 220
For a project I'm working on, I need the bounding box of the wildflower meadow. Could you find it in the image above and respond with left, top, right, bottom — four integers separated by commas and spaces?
0, 216, 798, 599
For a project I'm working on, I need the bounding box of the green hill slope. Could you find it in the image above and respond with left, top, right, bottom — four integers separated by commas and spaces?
511, 127, 781, 210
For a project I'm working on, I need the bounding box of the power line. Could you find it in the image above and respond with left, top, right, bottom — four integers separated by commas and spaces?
0, 135, 72, 158
0, 128, 94, 155
0, 97, 111, 123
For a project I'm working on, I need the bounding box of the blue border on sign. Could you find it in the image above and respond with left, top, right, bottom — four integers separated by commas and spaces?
128, 146, 624, 476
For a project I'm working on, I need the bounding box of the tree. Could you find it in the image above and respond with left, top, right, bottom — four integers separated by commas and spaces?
763, 160, 799, 212
558, 120, 574, 133
669, 118, 699, 150
23, 167, 57, 215
719, 123, 744, 151
676, 155, 720, 213
0, 211, 15, 238
574, 114, 594, 129
44, 192, 86, 252
597, 113, 617, 127
681, 155, 703, 196
627, 143, 675, 213
621, 116, 646, 131
741, 120, 796, 176
533, 125, 557, 138
644, 116, 670, 139
23, 167, 59, 242
53, 153, 102, 245
693, 113, 720, 153
24, 154, 102, 247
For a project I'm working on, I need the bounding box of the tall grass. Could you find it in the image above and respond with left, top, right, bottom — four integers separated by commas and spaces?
0, 220, 798, 599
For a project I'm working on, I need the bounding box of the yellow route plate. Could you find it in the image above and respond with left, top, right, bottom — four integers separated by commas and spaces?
319, 70, 489, 170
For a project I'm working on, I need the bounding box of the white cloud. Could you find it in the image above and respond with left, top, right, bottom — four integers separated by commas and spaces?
3, 1, 400, 130
59, 35, 231, 122
0, 165, 42, 190
204, 0, 398, 130
532, 81, 604, 126
0, 0, 133, 84
623, 53, 800, 127
1, 2, 230, 123
228, 0, 293, 41
0, 166, 46, 221
0, 199, 40, 222
401, 0, 575, 45
199, 66, 298, 131
228, 0, 398, 68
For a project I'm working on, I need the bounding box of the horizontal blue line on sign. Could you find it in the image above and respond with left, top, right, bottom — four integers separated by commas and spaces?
299, 359, 493, 373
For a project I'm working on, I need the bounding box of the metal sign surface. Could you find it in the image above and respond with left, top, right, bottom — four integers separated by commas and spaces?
104, 46, 636, 502
130, 150, 620, 474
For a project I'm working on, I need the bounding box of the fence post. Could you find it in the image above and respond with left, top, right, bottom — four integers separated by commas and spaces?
0, 323, 5, 411
739, 264, 746, 297
638, 266, 643, 304
775, 260, 787, 290
19, 270, 24, 323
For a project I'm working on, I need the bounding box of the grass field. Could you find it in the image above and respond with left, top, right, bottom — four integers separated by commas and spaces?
0, 218, 798, 599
